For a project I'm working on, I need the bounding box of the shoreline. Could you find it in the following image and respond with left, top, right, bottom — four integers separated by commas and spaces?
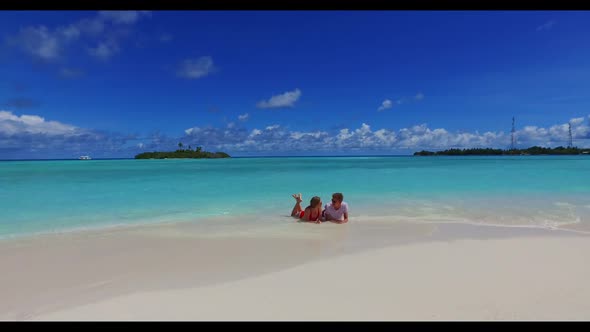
1, 220, 589, 320
2, 214, 588, 244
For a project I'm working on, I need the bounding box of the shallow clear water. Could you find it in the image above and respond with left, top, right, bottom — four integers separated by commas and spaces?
1, 156, 590, 238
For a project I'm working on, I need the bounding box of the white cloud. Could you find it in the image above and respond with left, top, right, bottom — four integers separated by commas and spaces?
0, 111, 152, 159
182, 125, 250, 147
98, 11, 152, 25
5, 109, 590, 159
249, 129, 262, 137
176, 56, 215, 79
515, 117, 590, 146
9, 26, 65, 61
179, 114, 590, 154
256, 89, 301, 109
58, 25, 81, 40
290, 131, 327, 140
373, 129, 397, 145
378, 94, 422, 111
395, 125, 492, 149
7, 11, 151, 63
519, 125, 548, 142
548, 123, 569, 138
238, 113, 249, 122
76, 17, 105, 35
0, 110, 76, 135
537, 20, 556, 31
377, 99, 393, 112
88, 40, 119, 60
336, 128, 353, 142
356, 123, 372, 136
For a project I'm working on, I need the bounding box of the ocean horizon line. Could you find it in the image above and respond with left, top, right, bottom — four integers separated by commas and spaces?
0, 154, 417, 161
4, 154, 590, 162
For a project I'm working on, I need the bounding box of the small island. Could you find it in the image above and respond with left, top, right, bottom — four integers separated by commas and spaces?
414, 146, 590, 156
135, 143, 230, 159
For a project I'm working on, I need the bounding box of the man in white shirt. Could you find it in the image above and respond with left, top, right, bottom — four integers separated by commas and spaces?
323, 192, 349, 224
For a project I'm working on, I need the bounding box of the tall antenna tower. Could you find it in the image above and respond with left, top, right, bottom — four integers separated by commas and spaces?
510, 116, 516, 150
568, 122, 573, 148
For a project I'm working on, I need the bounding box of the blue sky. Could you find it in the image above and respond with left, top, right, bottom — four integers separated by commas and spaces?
1, 10, 590, 159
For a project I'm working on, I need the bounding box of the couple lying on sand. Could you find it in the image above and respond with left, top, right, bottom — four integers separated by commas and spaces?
290, 192, 349, 224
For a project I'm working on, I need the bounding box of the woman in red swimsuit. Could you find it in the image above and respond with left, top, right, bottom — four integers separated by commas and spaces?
290, 193, 322, 224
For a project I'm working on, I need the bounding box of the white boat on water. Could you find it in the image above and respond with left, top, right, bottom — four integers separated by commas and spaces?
78, 155, 92, 160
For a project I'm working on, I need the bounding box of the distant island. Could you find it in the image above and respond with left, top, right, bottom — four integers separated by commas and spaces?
414, 146, 590, 156
135, 143, 230, 159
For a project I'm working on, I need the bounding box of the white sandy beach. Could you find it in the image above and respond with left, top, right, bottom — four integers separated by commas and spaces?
1, 221, 589, 321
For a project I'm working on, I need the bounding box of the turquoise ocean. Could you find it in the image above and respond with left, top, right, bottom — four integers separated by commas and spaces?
1, 156, 590, 239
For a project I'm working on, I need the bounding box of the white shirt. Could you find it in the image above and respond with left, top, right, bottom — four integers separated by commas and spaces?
324, 201, 348, 220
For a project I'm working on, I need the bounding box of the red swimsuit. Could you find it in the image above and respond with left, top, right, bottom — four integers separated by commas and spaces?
299, 208, 320, 221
